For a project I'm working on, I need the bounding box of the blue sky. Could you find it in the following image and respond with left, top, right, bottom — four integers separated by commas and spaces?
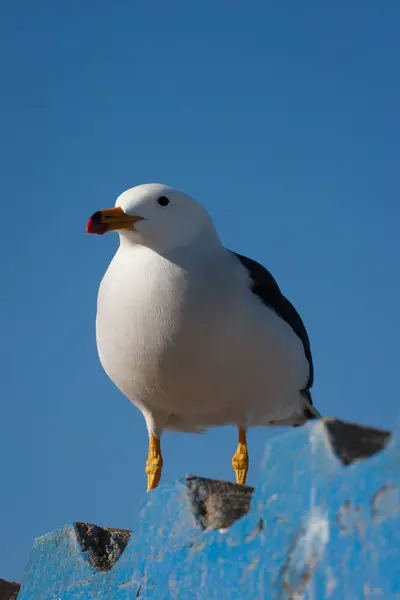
1, 0, 399, 581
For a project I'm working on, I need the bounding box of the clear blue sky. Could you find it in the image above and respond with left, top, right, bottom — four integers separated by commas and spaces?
1, 0, 399, 581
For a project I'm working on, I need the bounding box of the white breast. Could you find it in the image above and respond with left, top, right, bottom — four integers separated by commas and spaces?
96, 244, 309, 432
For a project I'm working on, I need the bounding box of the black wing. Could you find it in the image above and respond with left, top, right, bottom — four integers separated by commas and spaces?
230, 250, 314, 392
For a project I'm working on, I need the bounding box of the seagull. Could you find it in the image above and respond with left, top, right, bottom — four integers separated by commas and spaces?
87, 184, 320, 491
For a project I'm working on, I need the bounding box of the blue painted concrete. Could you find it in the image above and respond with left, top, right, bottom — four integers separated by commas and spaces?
17, 421, 400, 599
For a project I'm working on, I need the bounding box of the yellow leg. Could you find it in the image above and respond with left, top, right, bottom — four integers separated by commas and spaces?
145, 434, 163, 492
232, 427, 249, 485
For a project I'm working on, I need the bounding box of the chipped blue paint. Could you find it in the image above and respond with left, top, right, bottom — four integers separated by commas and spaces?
18, 421, 400, 599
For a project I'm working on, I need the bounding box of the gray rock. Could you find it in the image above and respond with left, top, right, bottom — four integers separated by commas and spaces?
74, 523, 131, 571
186, 475, 254, 530
324, 418, 391, 465
0, 578, 20, 600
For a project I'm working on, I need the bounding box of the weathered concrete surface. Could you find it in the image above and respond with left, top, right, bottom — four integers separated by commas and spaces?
0, 578, 20, 600
17, 418, 400, 599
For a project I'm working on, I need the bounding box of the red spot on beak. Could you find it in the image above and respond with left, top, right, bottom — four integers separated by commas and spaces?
86, 212, 108, 235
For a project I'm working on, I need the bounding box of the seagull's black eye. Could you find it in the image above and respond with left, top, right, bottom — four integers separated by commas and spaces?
157, 196, 170, 207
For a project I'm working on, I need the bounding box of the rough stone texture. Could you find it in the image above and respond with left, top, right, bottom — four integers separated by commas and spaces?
74, 523, 131, 571
0, 579, 20, 600
325, 418, 391, 465
15, 418, 400, 599
186, 475, 254, 529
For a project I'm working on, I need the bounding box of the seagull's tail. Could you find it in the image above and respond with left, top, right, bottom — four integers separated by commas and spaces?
269, 390, 322, 428
300, 389, 322, 420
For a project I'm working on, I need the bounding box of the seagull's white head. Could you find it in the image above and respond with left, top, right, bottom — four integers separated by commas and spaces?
87, 183, 219, 252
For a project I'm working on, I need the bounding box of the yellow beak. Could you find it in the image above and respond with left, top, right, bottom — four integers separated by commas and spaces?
86, 207, 143, 235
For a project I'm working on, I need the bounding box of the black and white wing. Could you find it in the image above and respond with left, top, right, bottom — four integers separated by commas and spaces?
230, 250, 320, 421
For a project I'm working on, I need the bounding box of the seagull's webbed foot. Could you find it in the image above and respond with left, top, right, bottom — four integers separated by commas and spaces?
146, 434, 163, 492
232, 427, 249, 485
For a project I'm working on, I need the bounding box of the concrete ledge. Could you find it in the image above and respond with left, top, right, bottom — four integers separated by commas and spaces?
14, 418, 399, 599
